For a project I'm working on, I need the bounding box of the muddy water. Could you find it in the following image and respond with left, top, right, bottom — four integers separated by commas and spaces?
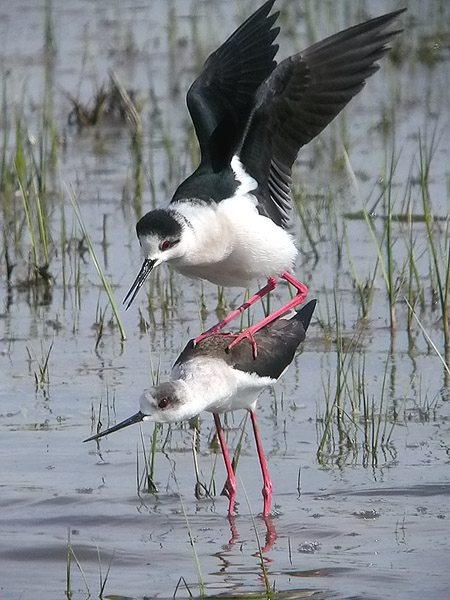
1, 1, 449, 599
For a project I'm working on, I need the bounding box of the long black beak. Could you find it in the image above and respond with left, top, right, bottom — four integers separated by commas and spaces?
123, 258, 156, 310
83, 411, 145, 442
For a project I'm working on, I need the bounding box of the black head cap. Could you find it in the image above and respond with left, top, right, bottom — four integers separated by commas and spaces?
136, 209, 183, 239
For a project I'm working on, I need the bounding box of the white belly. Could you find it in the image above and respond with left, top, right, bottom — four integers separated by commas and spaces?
174, 196, 298, 287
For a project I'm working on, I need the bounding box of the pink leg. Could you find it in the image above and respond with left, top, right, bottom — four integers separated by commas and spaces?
228, 272, 308, 357
194, 277, 278, 346
214, 414, 237, 516
249, 409, 272, 517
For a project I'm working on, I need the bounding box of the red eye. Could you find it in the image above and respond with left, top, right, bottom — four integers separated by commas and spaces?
158, 397, 170, 409
160, 240, 172, 251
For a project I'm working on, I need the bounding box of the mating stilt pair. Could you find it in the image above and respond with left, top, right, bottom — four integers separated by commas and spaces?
122, 1, 404, 358
86, 3, 404, 515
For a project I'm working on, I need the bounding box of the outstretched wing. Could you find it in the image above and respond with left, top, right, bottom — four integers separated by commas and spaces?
186, 0, 279, 173
239, 9, 406, 228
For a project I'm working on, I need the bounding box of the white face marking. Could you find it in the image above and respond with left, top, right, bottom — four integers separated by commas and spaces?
231, 155, 258, 196
139, 232, 185, 267
140, 234, 162, 263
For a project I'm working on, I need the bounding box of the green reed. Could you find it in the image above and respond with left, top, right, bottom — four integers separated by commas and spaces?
406, 298, 450, 377
180, 495, 206, 597
317, 290, 397, 467
27, 339, 54, 388
136, 351, 163, 495
110, 71, 143, 213
98, 547, 115, 599
345, 223, 378, 320
242, 483, 274, 598
15, 118, 53, 279
65, 529, 89, 599
363, 145, 402, 334
418, 131, 449, 349
70, 187, 126, 341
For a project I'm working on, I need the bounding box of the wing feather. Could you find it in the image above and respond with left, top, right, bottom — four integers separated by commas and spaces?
187, 0, 280, 172
239, 9, 406, 227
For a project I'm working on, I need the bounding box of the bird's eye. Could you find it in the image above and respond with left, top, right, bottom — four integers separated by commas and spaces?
160, 240, 172, 251
158, 397, 170, 409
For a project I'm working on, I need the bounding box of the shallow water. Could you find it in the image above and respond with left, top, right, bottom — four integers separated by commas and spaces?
1, 1, 450, 599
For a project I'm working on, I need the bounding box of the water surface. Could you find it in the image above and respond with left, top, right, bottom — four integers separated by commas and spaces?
1, 1, 449, 599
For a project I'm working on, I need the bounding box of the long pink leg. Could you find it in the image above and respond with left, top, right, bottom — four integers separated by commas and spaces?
227, 272, 308, 357
213, 414, 237, 516
194, 277, 278, 346
249, 409, 272, 517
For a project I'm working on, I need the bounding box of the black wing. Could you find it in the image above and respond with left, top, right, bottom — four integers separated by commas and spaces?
239, 9, 406, 228
186, 0, 279, 174
174, 300, 316, 380
232, 299, 316, 379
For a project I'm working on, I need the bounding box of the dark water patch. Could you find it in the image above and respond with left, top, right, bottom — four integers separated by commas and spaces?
330, 483, 450, 498
285, 567, 353, 579
0, 541, 96, 563
196, 591, 333, 600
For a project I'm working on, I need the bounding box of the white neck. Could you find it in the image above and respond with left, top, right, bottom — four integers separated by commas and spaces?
173, 356, 273, 415
173, 203, 232, 267
172, 357, 239, 416
231, 155, 258, 196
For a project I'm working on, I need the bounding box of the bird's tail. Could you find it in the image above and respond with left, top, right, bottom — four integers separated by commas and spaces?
279, 299, 316, 330
293, 299, 316, 333
265, 298, 316, 345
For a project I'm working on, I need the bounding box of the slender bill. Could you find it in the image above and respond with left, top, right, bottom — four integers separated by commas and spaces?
83, 411, 145, 443
123, 258, 156, 309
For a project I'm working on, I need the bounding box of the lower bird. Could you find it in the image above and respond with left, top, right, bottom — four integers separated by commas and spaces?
85, 300, 316, 516
123, 1, 404, 356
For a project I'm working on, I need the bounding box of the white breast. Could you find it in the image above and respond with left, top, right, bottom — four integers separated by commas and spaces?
173, 195, 298, 287
172, 356, 275, 415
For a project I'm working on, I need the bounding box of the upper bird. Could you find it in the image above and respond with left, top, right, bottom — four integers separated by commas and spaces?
85, 299, 317, 516
124, 0, 404, 351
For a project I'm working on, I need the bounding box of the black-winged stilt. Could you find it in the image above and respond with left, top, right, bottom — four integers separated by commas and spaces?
124, 1, 404, 356
85, 300, 316, 516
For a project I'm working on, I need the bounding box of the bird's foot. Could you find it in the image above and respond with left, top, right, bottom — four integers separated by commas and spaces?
221, 478, 238, 515
261, 481, 273, 518
193, 278, 279, 348
194, 330, 213, 347
194, 330, 234, 347
227, 328, 258, 359
221, 478, 234, 498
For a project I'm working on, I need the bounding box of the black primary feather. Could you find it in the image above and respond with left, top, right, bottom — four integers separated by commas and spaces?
186, 0, 279, 172
239, 9, 406, 228
171, 0, 280, 203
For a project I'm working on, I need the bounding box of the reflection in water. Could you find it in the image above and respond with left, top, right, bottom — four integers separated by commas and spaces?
226, 514, 278, 553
